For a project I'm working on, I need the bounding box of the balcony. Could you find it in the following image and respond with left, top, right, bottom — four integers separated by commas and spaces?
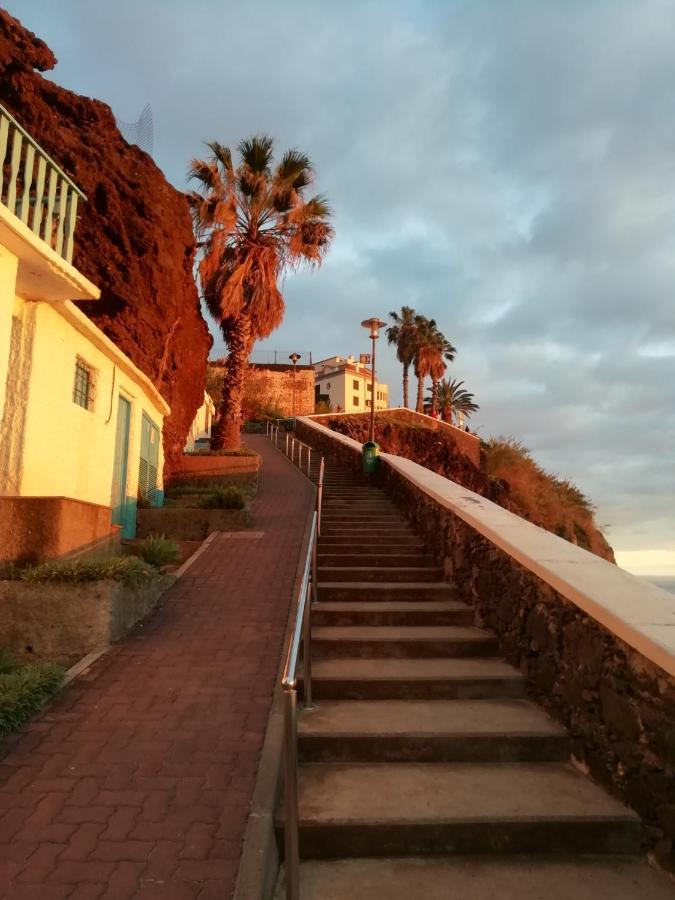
0, 103, 98, 302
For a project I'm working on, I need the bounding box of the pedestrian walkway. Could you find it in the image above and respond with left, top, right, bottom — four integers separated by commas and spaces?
0, 435, 315, 900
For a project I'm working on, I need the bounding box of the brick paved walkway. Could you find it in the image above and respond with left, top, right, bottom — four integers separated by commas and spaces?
0, 436, 315, 900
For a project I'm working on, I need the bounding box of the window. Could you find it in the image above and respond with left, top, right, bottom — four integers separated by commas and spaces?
353, 379, 359, 390
73, 357, 95, 410
352, 395, 359, 406
366, 399, 372, 408
367, 383, 372, 392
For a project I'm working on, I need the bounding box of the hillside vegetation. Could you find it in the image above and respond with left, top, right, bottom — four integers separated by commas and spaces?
321, 413, 614, 563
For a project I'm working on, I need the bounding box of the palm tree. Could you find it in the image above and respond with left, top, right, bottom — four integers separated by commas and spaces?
430, 378, 479, 424
413, 317, 456, 413
386, 306, 418, 408
189, 136, 333, 448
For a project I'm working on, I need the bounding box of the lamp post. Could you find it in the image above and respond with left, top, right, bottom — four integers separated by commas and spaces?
289, 352, 301, 419
360, 318, 386, 443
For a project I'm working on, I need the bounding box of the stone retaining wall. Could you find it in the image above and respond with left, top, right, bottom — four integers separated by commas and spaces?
136, 507, 250, 540
381, 461, 675, 861
0, 574, 174, 666
0, 496, 120, 564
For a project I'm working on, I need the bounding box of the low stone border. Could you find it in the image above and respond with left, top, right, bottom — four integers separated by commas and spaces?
136, 507, 249, 540
0, 574, 175, 666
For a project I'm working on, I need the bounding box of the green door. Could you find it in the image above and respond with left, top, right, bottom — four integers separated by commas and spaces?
111, 396, 135, 537
139, 413, 162, 506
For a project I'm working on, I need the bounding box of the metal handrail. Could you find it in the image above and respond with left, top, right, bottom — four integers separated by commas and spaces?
281, 510, 317, 900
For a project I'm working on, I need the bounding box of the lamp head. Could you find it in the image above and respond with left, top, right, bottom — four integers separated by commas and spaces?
289, 352, 301, 365
361, 317, 387, 340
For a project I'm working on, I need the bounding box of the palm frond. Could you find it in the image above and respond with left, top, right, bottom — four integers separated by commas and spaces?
238, 135, 274, 173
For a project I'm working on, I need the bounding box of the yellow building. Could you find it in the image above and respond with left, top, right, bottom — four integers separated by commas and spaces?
314, 355, 389, 413
0, 104, 169, 559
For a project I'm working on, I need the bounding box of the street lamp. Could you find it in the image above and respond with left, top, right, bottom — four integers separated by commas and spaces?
360, 318, 386, 443
289, 352, 301, 419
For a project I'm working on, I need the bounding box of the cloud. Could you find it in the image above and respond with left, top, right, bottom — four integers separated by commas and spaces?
15, 0, 675, 568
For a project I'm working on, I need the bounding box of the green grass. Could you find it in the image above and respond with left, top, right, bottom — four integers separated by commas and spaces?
0, 653, 65, 736
16, 556, 158, 586
198, 485, 246, 509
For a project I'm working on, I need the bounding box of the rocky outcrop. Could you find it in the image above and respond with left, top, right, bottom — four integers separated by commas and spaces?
319, 412, 614, 562
0, 9, 211, 475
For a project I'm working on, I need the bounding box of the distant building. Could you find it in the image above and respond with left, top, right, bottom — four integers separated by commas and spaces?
0, 103, 169, 560
184, 391, 216, 452
314, 355, 389, 414
208, 361, 315, 418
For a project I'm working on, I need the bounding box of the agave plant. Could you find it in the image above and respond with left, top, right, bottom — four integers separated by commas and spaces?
189, 136, 333, 448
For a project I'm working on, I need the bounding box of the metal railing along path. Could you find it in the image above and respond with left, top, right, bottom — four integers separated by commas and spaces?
280, 510, 318, 900
0, 103, 87, 264
267, 426, 325, 538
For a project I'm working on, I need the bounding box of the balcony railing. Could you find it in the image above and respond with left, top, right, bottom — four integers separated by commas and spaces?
0, 103, 86, 264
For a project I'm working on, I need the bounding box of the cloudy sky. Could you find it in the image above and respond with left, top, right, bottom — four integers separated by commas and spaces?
16, 0, 675, 575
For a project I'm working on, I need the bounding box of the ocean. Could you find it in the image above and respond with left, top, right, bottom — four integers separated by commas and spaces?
645, 576, 675, 595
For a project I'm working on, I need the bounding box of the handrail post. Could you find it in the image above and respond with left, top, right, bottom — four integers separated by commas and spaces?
303, 579, 313, 709
283, 688, 300, 900
291, 438, 295, 464
307, 448, 311, 477
311, 528, 318, 608
285, 433, 289, 456
317, 458, 324, 537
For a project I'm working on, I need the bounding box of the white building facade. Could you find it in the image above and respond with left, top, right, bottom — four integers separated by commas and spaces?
314, 355, 389, 414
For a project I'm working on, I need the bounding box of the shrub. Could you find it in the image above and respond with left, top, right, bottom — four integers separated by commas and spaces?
199, 486, 246, 509
18, 556, 157, 586
0, 660, 65, 735
137, 535, 181, 568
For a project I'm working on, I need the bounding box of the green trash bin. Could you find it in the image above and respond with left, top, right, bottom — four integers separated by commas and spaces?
362, 440, 380, 474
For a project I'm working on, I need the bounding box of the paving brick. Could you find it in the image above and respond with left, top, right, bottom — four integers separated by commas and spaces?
48, 860, 116, 884
99, 860, 146, 899
15, 843, 65, 883
60, 823, 106, 861
0, 437, 312, 896
89, 839, 154, 862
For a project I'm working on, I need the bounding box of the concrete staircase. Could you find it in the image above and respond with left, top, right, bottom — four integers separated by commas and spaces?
275, 461, 672, 898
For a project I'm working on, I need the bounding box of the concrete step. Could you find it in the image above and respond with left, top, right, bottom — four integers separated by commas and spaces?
312, 600, 473, 626
285, 762, 641, 858
320, 528, 414, 538
301, 657, 527, 700
318, 582, 457, 602
317, 553, 435, 567
312, 625, 498, 658
275, 857, 675, 900
298, 699, 570, 763
317, 566, 443, 583
320, 518, 409, 527
321, 511, 405, 519
318, 538, 425, 551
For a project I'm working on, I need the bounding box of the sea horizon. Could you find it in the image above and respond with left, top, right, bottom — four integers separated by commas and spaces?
643, 575, 675, 595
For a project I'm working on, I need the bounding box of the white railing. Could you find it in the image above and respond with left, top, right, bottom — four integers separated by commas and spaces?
0, 103, 86, 264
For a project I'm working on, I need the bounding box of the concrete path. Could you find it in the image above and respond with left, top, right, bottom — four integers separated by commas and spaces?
0, 435, 314, 899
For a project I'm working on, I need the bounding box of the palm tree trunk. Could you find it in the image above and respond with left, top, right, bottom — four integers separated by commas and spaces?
211, 315, 252, 450
402, 364, 409, 409
416, 375, 424, 413
431, 378, 438, 414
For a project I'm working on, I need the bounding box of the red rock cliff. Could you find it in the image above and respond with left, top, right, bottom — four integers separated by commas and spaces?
0, 9, 211, 475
